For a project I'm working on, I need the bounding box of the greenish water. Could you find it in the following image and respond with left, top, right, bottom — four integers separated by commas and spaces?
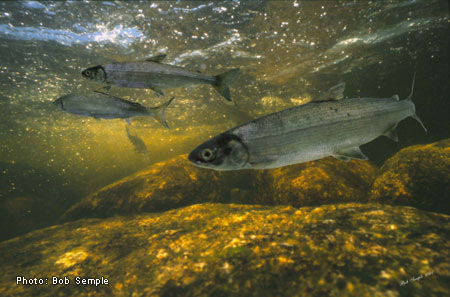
0, 0, 448, 241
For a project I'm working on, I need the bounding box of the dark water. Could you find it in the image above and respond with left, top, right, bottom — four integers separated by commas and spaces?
0, 1, 448, 239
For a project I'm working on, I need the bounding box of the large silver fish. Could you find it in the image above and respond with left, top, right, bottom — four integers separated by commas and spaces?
53, 91, 174, 128
81, 54, 239, 102
188, 75, 427, 170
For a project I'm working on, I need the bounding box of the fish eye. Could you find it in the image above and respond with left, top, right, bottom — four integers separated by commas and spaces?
201, 148, 214, 161
85, 70, 91, 76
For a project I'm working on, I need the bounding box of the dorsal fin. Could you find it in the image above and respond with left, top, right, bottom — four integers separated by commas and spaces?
146, 54, 167, 63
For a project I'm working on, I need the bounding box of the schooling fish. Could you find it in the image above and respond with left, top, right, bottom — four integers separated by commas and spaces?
81, 54, 239, 102
188, 74, 427, 170
53, 91, 175, 128
125, 126, 148, 155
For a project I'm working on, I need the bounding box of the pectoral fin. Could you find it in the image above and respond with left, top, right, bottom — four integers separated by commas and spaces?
332, 147, 368, 162
93, 90, 108, 95
249, 160, 272, 169
146, 54, 167, 63
333, 155, 351, 162
150, 87, 165, 97
94, 85, 112, 96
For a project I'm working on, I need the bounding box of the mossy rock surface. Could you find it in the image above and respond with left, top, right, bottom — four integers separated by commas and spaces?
255, 157, 378, 207
369, 139, 450, 214
1, 203, 449, 297
60, 155, 257, 223
61, 155, 378, 223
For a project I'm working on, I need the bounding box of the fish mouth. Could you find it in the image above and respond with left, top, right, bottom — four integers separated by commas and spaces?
53, 98, 63, 109
187, 151, 206, 166
187, 151, 198, 163
81, 69, 88, 78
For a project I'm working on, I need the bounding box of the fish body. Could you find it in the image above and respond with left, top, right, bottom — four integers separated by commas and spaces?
82, 54, 239, 101
53, 92, 174, 128
188, 76, 426, 170
103, 62, 216, 88
126, 126, 148, 154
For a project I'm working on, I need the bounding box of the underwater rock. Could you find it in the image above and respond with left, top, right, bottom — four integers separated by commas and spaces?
1, 203, 449, 297
0, 196, 59, 242
255, 157, 378, 207
61, 155, 379, 223
369, 139, 450, 214
60, 155, 256, 222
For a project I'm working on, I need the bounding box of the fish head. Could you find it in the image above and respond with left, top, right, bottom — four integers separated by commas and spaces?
188, 133, 249, 171
81, 66, 106, 83
53, 97, 64, 110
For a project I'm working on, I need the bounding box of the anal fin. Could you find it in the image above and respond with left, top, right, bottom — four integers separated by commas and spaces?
332, 147, 368, 162
383, 125, 399, 142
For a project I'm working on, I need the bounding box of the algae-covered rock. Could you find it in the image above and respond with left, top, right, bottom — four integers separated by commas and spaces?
61, 155, 379, 223
60, 155, 256, 222
255, 157, 378, 207
369, 139, 450, 214
1, 203, 449, 297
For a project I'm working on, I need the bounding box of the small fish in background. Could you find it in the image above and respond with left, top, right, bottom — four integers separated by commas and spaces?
188, 74, 427, 171
53, 91, 175, 128
125, 126, 148, 155
81, 54, 240, 102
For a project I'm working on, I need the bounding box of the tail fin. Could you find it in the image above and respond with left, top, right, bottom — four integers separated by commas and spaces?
406, 72, 427, 132
315, 82, 345, 102
214, 68, 240, 102
148, 97, 175, 129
